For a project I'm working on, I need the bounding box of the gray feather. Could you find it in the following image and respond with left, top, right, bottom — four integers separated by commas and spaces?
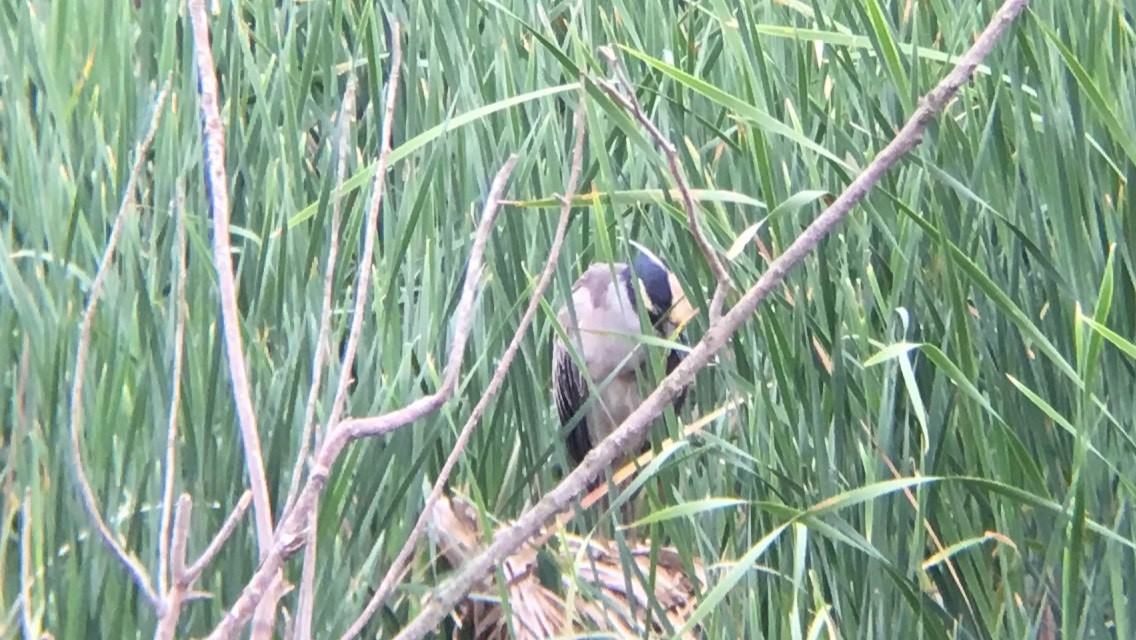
552, 263, 687, 469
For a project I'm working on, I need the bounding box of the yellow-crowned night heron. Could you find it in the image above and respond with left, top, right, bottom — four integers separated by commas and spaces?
551, 245, 696, 476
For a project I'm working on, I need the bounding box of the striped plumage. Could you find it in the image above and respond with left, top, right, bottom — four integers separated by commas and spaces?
551, 247, 696, 473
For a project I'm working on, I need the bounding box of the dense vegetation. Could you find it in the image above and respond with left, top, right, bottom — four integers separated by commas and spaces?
2, 0, 1133, 637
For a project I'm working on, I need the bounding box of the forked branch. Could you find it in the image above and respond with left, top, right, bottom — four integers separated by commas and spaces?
206, 155, 521, 639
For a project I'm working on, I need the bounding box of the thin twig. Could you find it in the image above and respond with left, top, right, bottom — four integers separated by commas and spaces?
293, 517, 319, 640
185, 490, 254, 583
327, 23, 403, 432
187, 3, 282, 634
339, 100, 590, 640
67, 76, 172, 613
171, 496, 192, 582
595, 48, 731, 323
392, 1, 1032, 637
155, 496, 193, 640
158, 181, 189, 599
156, 490, 253, 639
283, 76, 359, 520
187, 0, 274, 556
205, 155, 520, 640
288, 74, 360, 640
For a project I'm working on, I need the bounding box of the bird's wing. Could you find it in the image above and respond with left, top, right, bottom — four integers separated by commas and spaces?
554, 263, 626, 466
552, 334, 593, 465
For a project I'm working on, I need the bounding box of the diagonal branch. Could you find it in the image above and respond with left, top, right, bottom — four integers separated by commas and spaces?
391, 0, 1032, 637
327, 22, 403, 432
205, 155, 521, 640
184, 490, 254, 584
339, 97, 590, 640
289, 73, 361, 640
186, 0, 275, 555
595, 48, 732, 323
282, 75, 359, 519
67, 76, 172, 614
155, 490, 253, 640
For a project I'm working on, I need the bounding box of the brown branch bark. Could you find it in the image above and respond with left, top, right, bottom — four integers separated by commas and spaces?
327, 23, 403, 433
155, 491, 252, 639
184, 491, 254, 583
205, 155, 521, 639
187, 2, 286, 634
67, 76, 172, 614
391, 0, 1032, 637
288, 73, 358, 640
155, 496, 192, 640
157, 181, 188, 600
288, 74, 361, 640
283, 76, 359, 520
186, 0, 275, 555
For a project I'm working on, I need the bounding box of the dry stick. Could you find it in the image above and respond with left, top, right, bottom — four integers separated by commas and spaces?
392, 1, 1031, 637
327, 24, 403, 433
288, 76, 359, 640
158, 182, 189, 600
205, 155, 520, 640
332, 154, 518, 441
184, 490, 254, 583
292, 514, 319, 640
595, 48, 731, 324
67, 77, 172, 614
293, 33, 396, 640
186, 3, 283, 635
187, 0, 274, 555
155, 496, 193, 640
156, 489, 252, 640
282, 76, 359, 520
339, 102, 590, 640
157, 491, 253, 640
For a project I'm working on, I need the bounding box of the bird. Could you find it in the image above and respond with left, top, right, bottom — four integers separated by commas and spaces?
551, 245, 697, 481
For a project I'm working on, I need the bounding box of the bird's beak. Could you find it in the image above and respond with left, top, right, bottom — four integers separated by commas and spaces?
666, 272, 698, 327
668, 295, 697, 326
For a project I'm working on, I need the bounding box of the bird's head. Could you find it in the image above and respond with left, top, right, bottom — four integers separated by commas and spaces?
629, 244, 697, 329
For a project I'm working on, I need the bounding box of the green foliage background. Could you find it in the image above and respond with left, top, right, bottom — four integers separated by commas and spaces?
2, 0, 1134, 637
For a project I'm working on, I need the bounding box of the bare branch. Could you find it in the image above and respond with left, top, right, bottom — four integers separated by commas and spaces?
333, 152, 518, 439
67, 76, 172, 614
187, 3, 282, 634
594, 50, 731, 323
205, 155, 520, 640
187, 0, 275, 555
155, 496, 193, 640
391, 1, 1032, 637
287, 73, 360, 640
185, 490, 254, 584
158, 181, 189, 598
171, 496, 192, 582
155, 490, 252, 640
327, 23, 403, 432
283, 76, 359, 519
292, 516, 319, 640
339, 99, 590, 640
